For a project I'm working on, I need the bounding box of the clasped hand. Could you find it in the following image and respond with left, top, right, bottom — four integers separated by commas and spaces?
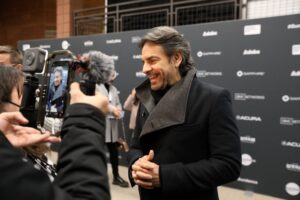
131, 150, 160, 189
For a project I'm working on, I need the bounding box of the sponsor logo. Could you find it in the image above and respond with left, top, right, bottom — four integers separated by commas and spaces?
110, 55, 119, 61
131, 36, 141, 43
282, 95, 300, 102
22, 44, 31, 51
196, 70, 222, 77
202, 31, 218, 37
287, 24, 300, 29
291, 70, 300, 77
281, 141, 300, 148
280, 117, 300, 126
286, 163, 300, 172
243, 49, 261, 55
136, 71, 146, 78
238, 177, 258, 185
236, 115, 262, 122
197, 51, 222, 58
292, 44, 300, 55
61, 40, 70, 50
133, 54, 142, 59
39, 45, 51, 49
242, 153, 256, 166
106, 39, 122, 44
240, 135, 256, 144
234, 93, 265, 101
84, 40, 94, 47
236, 70, 265, 77
285, 182, 300, 196
244, 24, 261, 35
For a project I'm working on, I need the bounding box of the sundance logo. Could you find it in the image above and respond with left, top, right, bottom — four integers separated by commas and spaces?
236, 115, 262, 122
131, 36, 141, 43
291, 70, 300, 77
282, 95, 300, 102
238, 177, 258, 185
244, 24, 261, 35
61, 40, 70, 50
136, 71, 146, 78
280, 117, 300, 126
22, 44, 31, 51
286, 163, 300, 172
243, 49, 261, 55
292, 44, 300, 55
234, 93, 265, 101
202, 31, 218, 37
240, 136, 256, 144
281, 140, 300, 148
197, 51, 222, 58
196, 70, 222, 77
106, 39, 122, 44
242, 153, 256, 166
285, 182, 300, 196
236, 70, 265, 77
133, 54, 142, 59
84, 40, 93, 47
287, 24, 300, 29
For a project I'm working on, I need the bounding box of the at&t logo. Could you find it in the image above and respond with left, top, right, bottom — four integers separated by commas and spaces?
285, 182, 300, 196
242, 153, 256, 166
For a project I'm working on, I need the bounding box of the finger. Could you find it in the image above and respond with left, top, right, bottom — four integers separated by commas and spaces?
42, 136, 61, 143
135, 179, 154, 189
3, 112, 28, 125
147, 149, 154, 161
135, 170, 152, 180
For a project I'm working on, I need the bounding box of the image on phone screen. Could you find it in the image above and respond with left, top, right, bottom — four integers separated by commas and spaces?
43, 61, 69, 134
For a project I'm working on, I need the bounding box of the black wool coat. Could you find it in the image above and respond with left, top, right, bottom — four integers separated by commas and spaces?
128, 68, 241, 200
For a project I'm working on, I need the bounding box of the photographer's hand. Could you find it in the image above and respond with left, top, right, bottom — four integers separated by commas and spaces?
0, 112, 61, 147
69, 82, 109, 114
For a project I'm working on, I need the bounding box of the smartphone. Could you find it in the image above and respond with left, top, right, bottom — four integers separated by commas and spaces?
43, 60, 70, 135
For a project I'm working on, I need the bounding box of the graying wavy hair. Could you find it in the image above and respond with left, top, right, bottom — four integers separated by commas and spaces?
139, 26, 194, 76
82, 51, 115, 84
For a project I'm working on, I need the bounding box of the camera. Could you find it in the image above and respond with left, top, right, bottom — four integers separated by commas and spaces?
21, 48, 96, 135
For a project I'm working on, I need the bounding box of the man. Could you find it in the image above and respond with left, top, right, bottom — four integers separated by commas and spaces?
128, 26, 241, 200
0, 82, 111, 200
47, 66, 66, 116
0, 45, 23, 69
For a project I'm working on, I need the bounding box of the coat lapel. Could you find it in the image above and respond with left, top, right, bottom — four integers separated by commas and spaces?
137, 68, 197, 137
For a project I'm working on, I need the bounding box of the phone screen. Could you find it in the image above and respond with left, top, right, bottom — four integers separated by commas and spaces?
43, 61, 69, 134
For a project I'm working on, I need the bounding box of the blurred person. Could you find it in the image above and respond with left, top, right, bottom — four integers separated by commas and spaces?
80, 51, 129, 188
0, 80, 110, 200
123, 88, 139, 140
127, 26, 241, 200
0, 45, 23, 69
0, 65, 59, 180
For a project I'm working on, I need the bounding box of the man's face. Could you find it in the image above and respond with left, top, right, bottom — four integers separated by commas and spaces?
141, 42, 181, 91
54, 71, 62, 86
0, 53, 11, 65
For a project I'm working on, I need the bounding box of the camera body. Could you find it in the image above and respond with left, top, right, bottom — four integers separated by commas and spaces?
21, 48, 95, 134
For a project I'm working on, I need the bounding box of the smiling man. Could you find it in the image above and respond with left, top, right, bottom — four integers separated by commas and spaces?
127, 26, 241, 200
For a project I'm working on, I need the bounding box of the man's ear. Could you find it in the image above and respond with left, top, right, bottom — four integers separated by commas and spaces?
14, 64, 23, 70
174, 52, 182, 68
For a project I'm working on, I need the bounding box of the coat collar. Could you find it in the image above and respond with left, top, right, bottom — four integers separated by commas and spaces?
136, 68, 197, 137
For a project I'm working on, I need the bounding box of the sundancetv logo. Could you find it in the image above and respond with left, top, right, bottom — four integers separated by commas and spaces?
236, 70, 265, 77
84, 40, 94, 47
243, 49, 261, 55
136, 71, 146, 78
110, 55, 119, 61
131, 36, 141, 43
288, 24, 300, 29
236, 115, 262, 122
282, 95, 300, 102
197, 51, 222, 58
285, 182, 300, 196
291, 70, 300, 77
106, 39, 122, 44
132, 54, 142, 60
